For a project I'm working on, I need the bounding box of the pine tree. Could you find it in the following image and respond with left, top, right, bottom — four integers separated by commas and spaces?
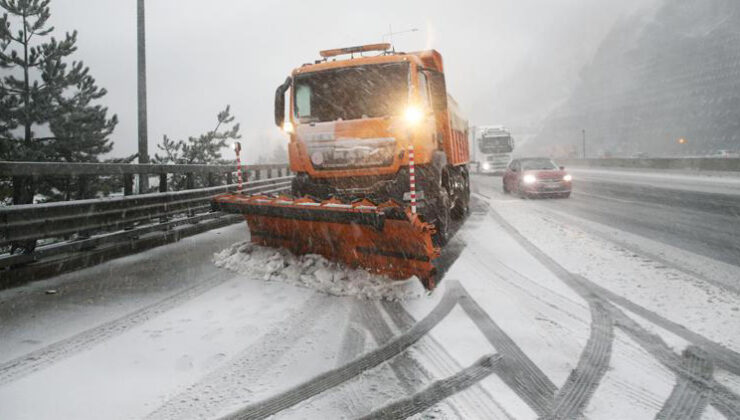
155, 106, 241, 165
0, 0, 117, 202
1, 0, 117, 253
154, 105, 241, 189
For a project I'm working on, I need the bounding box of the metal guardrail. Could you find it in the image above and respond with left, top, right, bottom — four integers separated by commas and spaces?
0, 161, 293, 286
557, 158, 740, 172
0, 161, 287, 176
1, 177, 292, 247
0, 161, 290, 196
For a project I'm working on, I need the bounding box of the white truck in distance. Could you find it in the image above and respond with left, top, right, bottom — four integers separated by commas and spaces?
472, 126, 515, 174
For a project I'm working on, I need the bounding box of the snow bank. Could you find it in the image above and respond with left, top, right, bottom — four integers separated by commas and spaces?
213, 242, 426, 301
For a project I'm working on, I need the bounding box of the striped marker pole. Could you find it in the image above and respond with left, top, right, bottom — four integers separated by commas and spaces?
408, 145, 417, 214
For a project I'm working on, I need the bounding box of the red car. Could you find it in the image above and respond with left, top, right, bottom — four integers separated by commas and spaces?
503, 158, 572, 198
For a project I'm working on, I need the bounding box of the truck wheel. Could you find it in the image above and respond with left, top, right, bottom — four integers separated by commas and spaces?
433, 191, 451, 246
451, 172, 469, 220
463, 178, 471, 214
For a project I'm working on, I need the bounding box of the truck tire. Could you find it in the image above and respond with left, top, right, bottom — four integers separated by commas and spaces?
433, 191, 451, 246
450, 168, 470, 220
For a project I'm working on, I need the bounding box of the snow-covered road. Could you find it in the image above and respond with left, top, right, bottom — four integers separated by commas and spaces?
0, 171, 739, 419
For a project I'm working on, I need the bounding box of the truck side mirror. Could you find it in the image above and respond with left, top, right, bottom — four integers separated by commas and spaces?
274, 76, 292, 127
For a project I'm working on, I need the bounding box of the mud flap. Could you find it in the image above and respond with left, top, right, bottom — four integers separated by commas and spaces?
211, 194, 440, 289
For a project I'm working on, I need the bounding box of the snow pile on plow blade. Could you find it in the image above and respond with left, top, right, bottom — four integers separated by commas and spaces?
211, 193, 440, 289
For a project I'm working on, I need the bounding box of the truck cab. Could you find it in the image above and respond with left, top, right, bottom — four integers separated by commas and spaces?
473, 126, 515, 175
274, 44, 470, 243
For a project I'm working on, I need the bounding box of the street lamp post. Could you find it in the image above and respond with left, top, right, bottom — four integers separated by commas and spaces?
137, 0, 149, 193
582, 129, 586, 159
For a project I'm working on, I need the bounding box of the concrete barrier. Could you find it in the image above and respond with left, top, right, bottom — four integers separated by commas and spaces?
557, 158, 740, 172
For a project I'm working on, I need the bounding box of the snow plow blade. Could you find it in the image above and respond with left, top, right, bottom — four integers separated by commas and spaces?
211, 194, 440, 289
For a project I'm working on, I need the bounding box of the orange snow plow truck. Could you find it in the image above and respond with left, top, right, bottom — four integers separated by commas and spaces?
211, 44, 469, 289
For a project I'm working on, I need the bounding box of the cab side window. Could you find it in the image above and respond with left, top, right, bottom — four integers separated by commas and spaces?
418, 71, 431, 109
427, 71, 448, 112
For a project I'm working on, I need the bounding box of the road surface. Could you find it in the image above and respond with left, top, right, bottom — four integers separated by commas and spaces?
0, 169, 739, 419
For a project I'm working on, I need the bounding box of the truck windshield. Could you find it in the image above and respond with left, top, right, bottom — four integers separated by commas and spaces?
294, 63, 409, 123
479, 136, 513, 153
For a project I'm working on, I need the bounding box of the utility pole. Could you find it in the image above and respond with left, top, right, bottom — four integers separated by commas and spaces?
582, 129, 586, 159
137, 0, 149, 192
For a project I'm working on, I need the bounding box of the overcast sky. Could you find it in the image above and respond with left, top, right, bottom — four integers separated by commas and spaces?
48, 0, 654, 160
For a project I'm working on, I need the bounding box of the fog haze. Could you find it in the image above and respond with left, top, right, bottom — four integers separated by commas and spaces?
51, 0, 652, 161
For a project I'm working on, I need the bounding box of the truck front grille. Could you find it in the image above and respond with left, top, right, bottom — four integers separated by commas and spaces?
307, 137, 396, 170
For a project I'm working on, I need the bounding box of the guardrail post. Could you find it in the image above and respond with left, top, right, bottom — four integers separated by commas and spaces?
158, 173, 169, 225
159, 173, 167, 193
124, 174, 133, 196
64, 175, 72, 201
268, 168, 273, 179
226, 171, 233, 186
186, 173, 194, 190
77, 175, 89, 199
185, 172, 196, 218
254, 169, 261, 181
77, 175, 93, 242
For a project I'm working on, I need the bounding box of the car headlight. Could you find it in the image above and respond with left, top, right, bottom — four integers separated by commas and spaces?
404, 106, 423, 125
282, 121, 294, 133
523, 174, 537, 184
563, 174, 572, 182
482, 162, 491, 170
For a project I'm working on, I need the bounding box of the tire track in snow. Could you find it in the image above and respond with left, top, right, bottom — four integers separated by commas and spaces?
382, 300, 516, 420
612, 307, 740, 419
333, 301, 463, 418
573, 273, 740, 377
356, 301, 429, 394
710, 383, 740, 419
656, 346, 712, 420
0, 270, 232, 386
532, 207, 740, 296
546, 301, 613, 420
333, 306, 369, 417
219, 282, 463, 420
485, 192, 740, 375
482, 199, 740, 418
359, 354, 503, 420
457, 287, 558, 416
146, 293, 334, 420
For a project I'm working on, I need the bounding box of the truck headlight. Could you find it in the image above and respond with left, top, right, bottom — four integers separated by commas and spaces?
523, 174, 537, 184
404, 106, 423, 125
482, 162, 491, 171
282, 121, 294, 133
563, 174, 572, 182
